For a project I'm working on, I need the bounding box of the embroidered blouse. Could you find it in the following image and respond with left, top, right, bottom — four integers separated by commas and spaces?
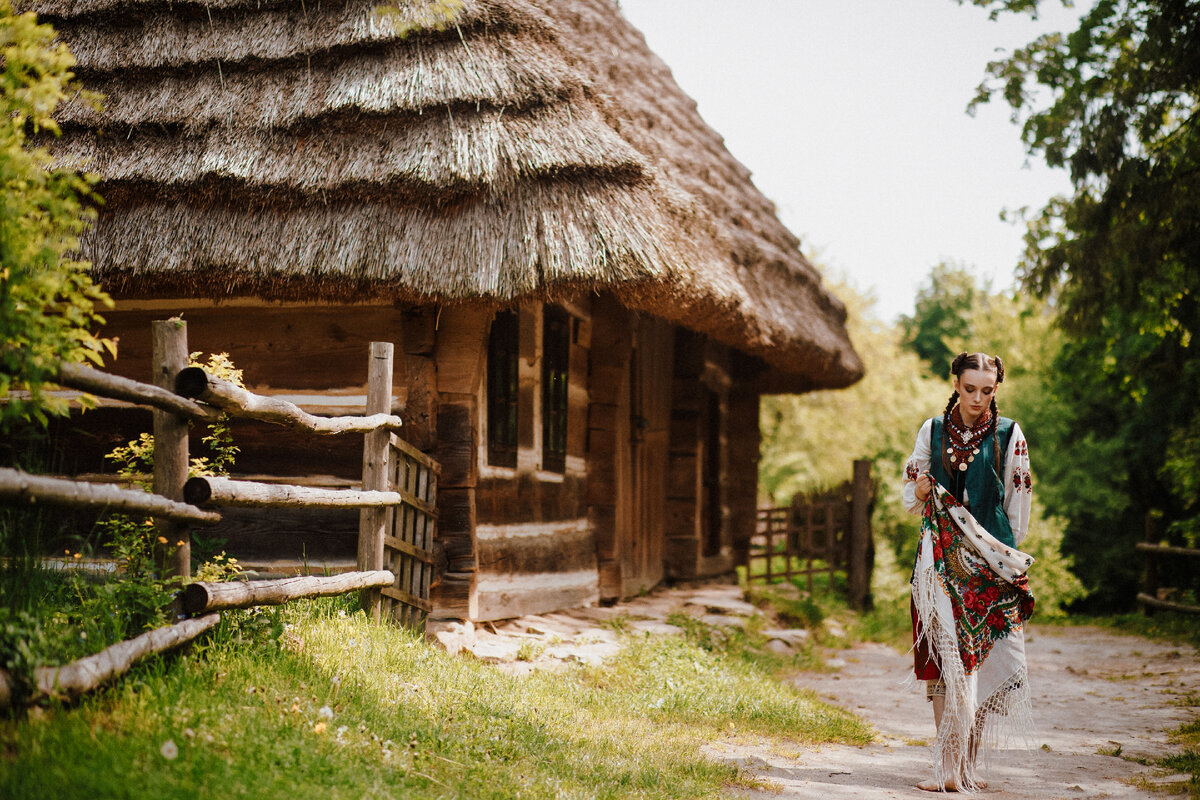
902, 417, 1033, 546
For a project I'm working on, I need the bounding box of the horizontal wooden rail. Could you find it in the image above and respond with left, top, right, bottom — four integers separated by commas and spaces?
1135, 542, 1200, 558
1136, 593, 1200, 615
182, 570, 395, 614
175, 368, 403, 434
184, 476, 435, 514
0, 468, 221, 524
55, 362, 220, 421
0, 613, 220, 710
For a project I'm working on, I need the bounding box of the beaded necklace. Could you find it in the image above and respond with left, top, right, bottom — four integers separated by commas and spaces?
943, 405, 992, 472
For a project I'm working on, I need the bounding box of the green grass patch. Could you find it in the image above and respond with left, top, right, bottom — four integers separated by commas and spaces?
0, 596, 870, 799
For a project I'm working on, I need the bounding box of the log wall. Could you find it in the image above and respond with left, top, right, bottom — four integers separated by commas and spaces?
474, 298, 597, 620
586, 296, 633, 601
664, 334, 737, 580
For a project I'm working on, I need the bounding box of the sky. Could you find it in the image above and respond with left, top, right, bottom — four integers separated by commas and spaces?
617, 0, 1085, 323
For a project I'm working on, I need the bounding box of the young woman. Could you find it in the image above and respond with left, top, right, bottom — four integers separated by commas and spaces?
902, 352, 1036, 792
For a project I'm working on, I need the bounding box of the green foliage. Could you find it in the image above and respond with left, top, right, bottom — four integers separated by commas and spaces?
967, 0, 1200, 609
0, 2, 113, 429
899, 262, 981, 374
760, 273, 946, 565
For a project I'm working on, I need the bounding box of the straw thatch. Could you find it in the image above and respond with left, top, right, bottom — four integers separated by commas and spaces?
30, 0, 862, 388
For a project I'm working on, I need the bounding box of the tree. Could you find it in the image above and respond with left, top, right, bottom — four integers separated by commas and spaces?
964, 0, 1200, 608
760, 274, 947, 567
0, 1, 112, 430
899, 262, 983, 375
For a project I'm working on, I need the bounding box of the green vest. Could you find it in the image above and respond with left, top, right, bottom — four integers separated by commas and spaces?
930, 416, 1016, 548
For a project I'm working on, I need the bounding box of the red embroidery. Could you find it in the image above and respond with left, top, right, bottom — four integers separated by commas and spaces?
905, 461, 920, 481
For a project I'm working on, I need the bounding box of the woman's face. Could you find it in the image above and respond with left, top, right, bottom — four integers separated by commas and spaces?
954, 367, 998, 422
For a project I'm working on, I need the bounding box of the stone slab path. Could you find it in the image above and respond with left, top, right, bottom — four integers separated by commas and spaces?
429, 586, 1199, 798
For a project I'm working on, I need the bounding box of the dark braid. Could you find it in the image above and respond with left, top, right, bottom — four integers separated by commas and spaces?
991, 355, 1005, 469
940, 390, 958, 474
941, 353, 969, 474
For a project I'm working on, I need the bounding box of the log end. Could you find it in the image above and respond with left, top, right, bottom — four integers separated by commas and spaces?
183, 477, 213, 507
174, 367, 209, 399
181, 582, 212, 616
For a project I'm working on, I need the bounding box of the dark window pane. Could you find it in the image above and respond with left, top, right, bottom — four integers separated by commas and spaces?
542, 306, 570, 473
487, 310, 519, 468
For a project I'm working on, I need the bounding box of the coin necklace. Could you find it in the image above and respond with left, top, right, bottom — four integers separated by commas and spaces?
943, 405, 991, 472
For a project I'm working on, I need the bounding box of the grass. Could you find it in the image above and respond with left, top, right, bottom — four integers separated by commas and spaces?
0, 595, 871, 799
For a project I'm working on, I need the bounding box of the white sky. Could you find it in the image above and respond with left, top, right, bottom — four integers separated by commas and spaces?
617, 0, 1084, 322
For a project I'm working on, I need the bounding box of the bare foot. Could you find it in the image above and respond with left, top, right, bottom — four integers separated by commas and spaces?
916, 779, 959, 792
915, 778, 988, 792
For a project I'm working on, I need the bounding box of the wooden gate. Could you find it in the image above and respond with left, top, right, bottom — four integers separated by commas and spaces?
747, 460, 874, 609
380, 434, 439, 627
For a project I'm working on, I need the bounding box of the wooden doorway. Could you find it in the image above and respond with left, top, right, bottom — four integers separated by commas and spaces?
622, 316, 673, 597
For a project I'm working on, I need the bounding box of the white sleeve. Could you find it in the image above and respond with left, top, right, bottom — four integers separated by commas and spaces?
1003, 422, 1033, 545
902, 419, 934, 515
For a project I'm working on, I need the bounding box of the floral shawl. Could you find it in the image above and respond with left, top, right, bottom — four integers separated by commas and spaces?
911, 485, 1036, 791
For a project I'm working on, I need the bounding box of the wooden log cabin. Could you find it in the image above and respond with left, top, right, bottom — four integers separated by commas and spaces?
33, 0, 863, 621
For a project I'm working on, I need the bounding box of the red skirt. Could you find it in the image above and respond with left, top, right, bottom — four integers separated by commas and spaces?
911, 596, 941, 680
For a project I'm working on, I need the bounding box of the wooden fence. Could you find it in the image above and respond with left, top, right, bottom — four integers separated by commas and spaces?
1138, 513, 1200, 616
0, 319, 438, 630
747, 459, 874, 610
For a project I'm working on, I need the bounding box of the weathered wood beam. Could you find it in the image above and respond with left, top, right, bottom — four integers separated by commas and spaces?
54, 362, 219, 421
153, 319, 191, 579
182, 570, 394, 614
1135, 542, 1200, 558
1136, 593, 1200, 615
183, 476, 434, 513
174, 367, 403, 435
0, 613, 220, 710
0, 467, 220, 524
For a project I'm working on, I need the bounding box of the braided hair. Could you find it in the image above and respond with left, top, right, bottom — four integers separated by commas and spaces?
940, 352, 1005, 475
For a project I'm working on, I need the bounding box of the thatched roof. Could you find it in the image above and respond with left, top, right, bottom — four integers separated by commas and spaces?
31, 0, 862, 389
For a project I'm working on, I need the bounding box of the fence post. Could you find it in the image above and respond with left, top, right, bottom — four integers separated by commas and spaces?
152, 319, 190, 581
848, 459, 872, 610
1141, 512, 1159, 617
359, 342, 394, 621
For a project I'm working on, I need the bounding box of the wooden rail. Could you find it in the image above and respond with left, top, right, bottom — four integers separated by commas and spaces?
175, 367, 403, 434
0, 467, 220, 524
182, 571, 395, 614
54, 361, 220, 421
183, 476, 430, 512
0, 614, 220, 710
1138, 519, 1200, 615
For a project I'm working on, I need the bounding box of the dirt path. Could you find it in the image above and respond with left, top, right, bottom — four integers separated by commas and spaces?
429, 586, 1199, 798
715, 625, 1199, 799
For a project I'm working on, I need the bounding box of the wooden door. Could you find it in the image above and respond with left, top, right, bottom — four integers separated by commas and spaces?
622, 316, 673, 596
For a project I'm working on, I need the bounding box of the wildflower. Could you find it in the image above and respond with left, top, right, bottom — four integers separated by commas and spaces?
318, 706, 333, 720
157, 536, 168, 544
73, 552, 81, 559
176, 540, 185, 547
160, 740, 179, 760
313, 722, 327, 735
183, 728, 195, 739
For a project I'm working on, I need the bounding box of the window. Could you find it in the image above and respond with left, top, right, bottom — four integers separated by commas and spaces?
486, 310, 519, 468
541, 306, 570, 473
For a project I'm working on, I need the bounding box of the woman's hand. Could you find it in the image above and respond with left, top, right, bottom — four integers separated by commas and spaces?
914, 474, 934, 501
